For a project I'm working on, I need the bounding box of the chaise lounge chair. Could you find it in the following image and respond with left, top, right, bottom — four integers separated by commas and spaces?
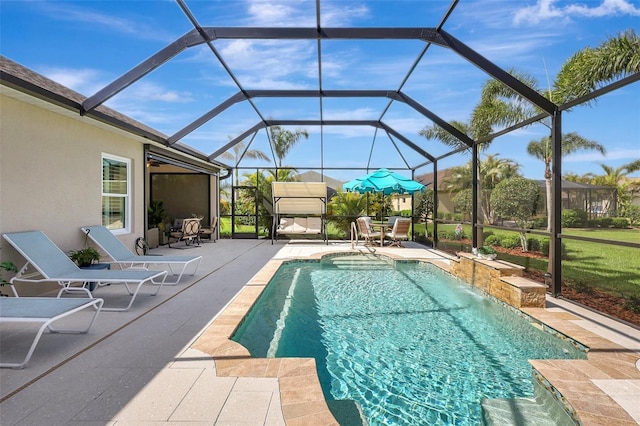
0, 296, 103, 369
3, 231, 167, 312
80, 225, 202, 285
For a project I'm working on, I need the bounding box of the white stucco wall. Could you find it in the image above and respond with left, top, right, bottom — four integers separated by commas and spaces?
0, 90, 146, 294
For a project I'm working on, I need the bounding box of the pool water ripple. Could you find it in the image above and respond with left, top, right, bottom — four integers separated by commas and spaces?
233, 257, 584, 425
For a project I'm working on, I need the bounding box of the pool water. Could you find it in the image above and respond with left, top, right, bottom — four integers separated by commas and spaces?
233, 255, 585, 425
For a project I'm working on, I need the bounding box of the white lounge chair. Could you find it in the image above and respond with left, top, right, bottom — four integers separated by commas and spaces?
3, 231, 167, 312
81, 225, 202, 285
0, 296, 103, 369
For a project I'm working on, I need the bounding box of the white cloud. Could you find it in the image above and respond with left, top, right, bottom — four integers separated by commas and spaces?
564, 148, 638, 162
217, 39, 317, 85
247, 1, 303, 26
41, 67, 105, 95
514, 0, 640, 25
244, 0, 369, 26
39, 2, 175, 42
323, 107, 378, 121
126, 81, 194, 103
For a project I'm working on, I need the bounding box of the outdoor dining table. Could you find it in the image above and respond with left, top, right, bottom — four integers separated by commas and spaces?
370, 223, 392, 247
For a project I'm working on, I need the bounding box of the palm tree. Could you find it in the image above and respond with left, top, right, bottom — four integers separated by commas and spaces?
527, 133, 606, 231
442, 154, 521, 224
419, 120, 475, 151
590, 160, 640, 216
268, 125, 309, 168
327, 190, 368, 235
554, 29, 639, 103
265, 168, 299, 183
219, 136, 270, 184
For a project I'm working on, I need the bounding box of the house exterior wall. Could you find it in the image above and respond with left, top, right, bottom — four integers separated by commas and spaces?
391, 194, 413, 211
0, 91, 146, 295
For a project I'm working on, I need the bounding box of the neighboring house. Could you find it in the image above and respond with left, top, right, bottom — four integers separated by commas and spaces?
296, 170, 343, 200
627, 177, 640, 208
415, 166, 618, 219
416, 169, 457, 215
390, 194, 413, 212
535, 180, 618, 218
0, 57, 224, 295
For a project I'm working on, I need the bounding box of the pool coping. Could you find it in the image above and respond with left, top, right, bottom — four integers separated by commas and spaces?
190, 247, 640, 425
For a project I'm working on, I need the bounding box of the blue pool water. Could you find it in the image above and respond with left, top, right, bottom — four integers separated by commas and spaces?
232, 255, 585, 425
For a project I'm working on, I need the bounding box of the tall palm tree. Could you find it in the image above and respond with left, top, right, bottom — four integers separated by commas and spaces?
268, 125, 309, 168
554, 29, 639, 103
219, 136, 270, 184
419, 120, 474, 151
527, 133, 606, 231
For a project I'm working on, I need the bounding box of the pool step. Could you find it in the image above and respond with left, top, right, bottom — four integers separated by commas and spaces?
481, 397, 576, 426
325, 255, 393, 270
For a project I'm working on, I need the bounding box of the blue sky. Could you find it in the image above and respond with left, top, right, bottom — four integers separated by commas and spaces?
1, 0, 638, 182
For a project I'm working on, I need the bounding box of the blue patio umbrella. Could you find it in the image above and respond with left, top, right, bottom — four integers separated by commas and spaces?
343, 168, 425, 195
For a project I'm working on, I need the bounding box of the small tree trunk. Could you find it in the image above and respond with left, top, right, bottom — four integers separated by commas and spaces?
519, 231, 528, 252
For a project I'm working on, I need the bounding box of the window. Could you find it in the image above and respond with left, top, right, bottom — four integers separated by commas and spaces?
102, 154, 130, 233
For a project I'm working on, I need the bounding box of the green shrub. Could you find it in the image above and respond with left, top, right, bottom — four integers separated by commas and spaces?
623, 295, 640, 313
530, 217, 547, 229
483, 230, 494, 239
478, 245, 496, 255
611, 217, 629, 229
484, 234, 501, 246
562, 209, 587, 228
437, 230, 454, 240
526, 237, 541, 252
594, 217, 613, 228
500, 234, 521, 249
625, 205, 640, 226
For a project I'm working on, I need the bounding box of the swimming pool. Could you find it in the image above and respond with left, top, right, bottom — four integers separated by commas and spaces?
233, 254, 585, 425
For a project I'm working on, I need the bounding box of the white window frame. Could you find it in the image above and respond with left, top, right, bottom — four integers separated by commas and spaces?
102, 153, 131, 234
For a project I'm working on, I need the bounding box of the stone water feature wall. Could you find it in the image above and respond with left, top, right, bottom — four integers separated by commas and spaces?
450, 253, 547, 308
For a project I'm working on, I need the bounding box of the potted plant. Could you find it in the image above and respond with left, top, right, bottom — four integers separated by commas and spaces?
148, 200, 168, 228
147, 200, 168, 248
1, 260, 18, 296
477, 245, 497, 260
69, 247, 101, 267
